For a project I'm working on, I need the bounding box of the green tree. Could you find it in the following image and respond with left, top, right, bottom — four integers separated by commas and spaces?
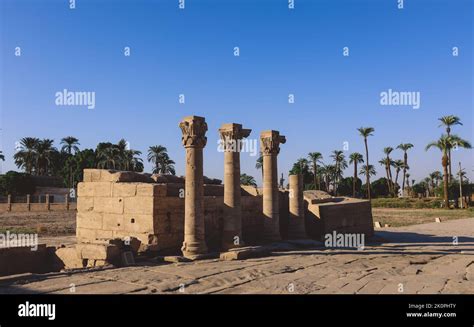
307, 152, 323, 190
330, 150, 347, 196
13, 137, 40, 174
240, 173, 257, 187
425, 134, 471, 208
147, 145, 175, 175
397, 143, 414, 193
349, 152, 364, 197
438, 115, 462, 182
357, 127, 375, 200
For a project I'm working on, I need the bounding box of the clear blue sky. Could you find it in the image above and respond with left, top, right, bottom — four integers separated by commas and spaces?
1, 0, 472, 185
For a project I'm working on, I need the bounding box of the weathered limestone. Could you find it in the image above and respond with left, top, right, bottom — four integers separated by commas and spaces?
288, 174, 306, 239
219, 123, 251, 250
260, 130, 286, 242
179, 116, 208, 258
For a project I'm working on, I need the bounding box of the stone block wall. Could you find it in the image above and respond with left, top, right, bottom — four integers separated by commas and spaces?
305, 196, 374, 240
77, 169, 269, 253
77, 169, 374, 254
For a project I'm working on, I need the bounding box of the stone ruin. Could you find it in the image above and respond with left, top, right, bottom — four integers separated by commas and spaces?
19, 115, 374, 272
54, 116, 373, 268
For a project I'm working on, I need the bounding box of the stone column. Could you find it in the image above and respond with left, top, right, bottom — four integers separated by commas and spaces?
219, 123, 251, 250
260, 130, 286, 242
179, 116, 208, 258
288, 174, 306, 239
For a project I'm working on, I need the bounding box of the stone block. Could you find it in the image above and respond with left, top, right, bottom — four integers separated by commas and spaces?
93, 197, 124, 214
136, 184, 167, 197
219, 246, 270, 261
55, 247, 85, 269
77, 212, 103, 229
122, 214, 154, 233
96, 230, 114, 239
102, 213, 124, 231
77, 196, 94, 212
124, 197, 154, 214
112, 183, 137, 197
76, 227, 97, 241
76, 243, 121, 262
83, 169, 154, 183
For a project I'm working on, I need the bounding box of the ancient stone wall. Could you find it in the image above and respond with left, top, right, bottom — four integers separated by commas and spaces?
77, 169, 272, 253
304, 193, 374, 240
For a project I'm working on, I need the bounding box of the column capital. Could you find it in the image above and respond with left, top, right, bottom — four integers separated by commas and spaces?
219, 123, 251, 151
179, 116, 208, 148
260, 130, 286, 155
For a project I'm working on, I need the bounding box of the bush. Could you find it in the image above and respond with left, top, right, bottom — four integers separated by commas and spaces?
371, 197, 444, 209
0, 171, 35, 196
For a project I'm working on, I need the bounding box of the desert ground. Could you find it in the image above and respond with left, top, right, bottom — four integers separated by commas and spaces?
0, 208, 473, 294
1, 208, 472, 237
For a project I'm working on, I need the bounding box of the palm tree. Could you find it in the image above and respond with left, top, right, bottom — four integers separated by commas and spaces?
324, 164, 336, 193
392, 159, 404, 193
96, 142, 119, 169
35, 139, 57, 176
359, 164, 376, 180
406, 173, 411, 189
60, 136, 80, 187
426, 134, 471, 208
349, 152, 364, 197
14, 137, 40, 174
124, 149, 144, 172
147, 145, 175, 174
295, 158, 310, 172
397, 143, 414, 194
429, 171, 442, 196
438, 115, 462, 182
240, 173, 257, 187
379, 157, 394, 195
357, 127, 375, 200
423, 177, 432, 196
383, 147, 395, 195
308, 152, 323, 190
60, 136, 80, 155
330, 150, 347, 195
0, 151, 4, 161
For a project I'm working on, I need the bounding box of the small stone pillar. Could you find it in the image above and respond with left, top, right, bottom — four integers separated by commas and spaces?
288, 174, 306, 239
219, 123, 251, 250
260, 130, 286, 242
179, 116, 208, 258
26, 194, 31, 211
7, 194, 11, 212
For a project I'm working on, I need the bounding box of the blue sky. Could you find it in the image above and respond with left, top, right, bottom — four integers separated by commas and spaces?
0, 0, 472, 185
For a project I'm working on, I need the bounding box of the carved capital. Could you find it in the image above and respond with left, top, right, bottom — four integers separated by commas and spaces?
179, 116, 208, 148
260, 130, 286, 155
219, 123, 252, 151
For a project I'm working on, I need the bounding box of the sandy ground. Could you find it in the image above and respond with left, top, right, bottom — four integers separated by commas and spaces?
372, 208, 473, 226
1, 217, 474, 294
0, 211, 76, 236
0, 208, 471, 237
